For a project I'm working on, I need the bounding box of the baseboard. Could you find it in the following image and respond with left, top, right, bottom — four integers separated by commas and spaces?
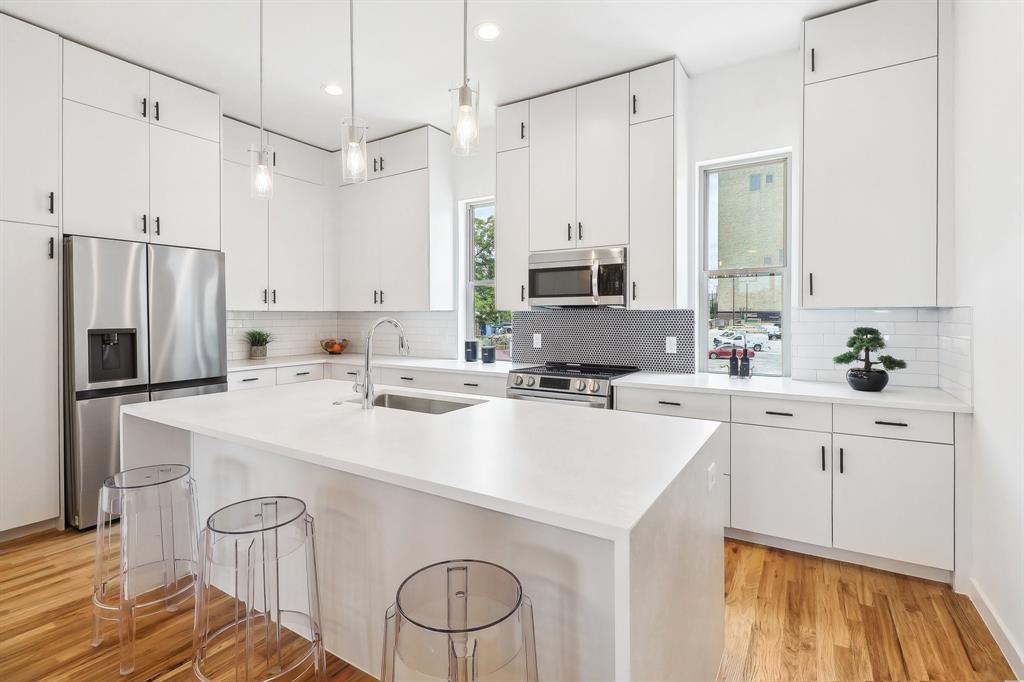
968, 577, 1024, 679
725, 528, 953, 583
0, 517, 58, 545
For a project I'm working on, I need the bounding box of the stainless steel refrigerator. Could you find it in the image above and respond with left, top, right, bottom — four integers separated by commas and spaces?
63, 236, 226, 529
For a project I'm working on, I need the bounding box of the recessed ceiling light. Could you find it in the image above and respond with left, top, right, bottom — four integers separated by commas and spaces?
474, 22, 501, 41
322, 82, 344, 96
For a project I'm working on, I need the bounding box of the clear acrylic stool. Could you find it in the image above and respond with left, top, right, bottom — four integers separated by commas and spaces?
381, 559, 538, 682
193, 496, 325, 681
92, 463, 200, 675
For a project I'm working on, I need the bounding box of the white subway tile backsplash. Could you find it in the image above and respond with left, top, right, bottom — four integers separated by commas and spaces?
226, 311, 340, 361
337, 311, 458, 359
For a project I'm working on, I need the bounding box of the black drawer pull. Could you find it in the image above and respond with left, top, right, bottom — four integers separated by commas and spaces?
874, 420, 908, 427
658, 400, 681, 407
241, 377, 259, 382
346, 371, 358, 376
821, 445, 826, 471
48, 191, 55, 214
765, 410, 794, 417
48, 237, 54, 259
463, 382, 479, 387
400, 376, 414, 381
295, 371, 311, 376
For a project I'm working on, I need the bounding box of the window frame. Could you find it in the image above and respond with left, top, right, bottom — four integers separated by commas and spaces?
698, 153, 791, 376
465, 198, 498, 341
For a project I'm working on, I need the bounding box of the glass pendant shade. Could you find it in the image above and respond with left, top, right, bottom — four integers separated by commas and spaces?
450, 80, 480, 156
341, 116, 369, 183
249, 144, 274, 199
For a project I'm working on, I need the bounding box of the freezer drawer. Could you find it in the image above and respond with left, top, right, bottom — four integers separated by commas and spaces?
151, 380, 227, 401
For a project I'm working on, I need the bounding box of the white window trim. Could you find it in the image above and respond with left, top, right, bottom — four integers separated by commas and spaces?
464, 197, 496, 340
697, 152, 792, 377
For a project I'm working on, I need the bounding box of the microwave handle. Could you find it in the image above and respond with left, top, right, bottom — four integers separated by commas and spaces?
592, 263, 599, 301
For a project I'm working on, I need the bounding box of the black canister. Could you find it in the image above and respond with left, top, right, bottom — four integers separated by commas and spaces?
464, 340, 479, 362
481, 346, 496, 363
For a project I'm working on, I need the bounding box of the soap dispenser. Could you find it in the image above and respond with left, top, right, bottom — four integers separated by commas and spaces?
729, 347, 740, 377
739, 343, 751, 378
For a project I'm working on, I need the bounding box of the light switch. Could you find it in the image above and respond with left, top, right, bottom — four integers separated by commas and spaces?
532, 333, 542, 348
665, 336, 677, 354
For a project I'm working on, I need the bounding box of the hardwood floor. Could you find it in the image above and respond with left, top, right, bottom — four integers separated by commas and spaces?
0, 530, 1013, 681
719, 539, 1014, 682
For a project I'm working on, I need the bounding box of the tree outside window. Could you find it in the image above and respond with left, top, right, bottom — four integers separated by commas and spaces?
467, 202, 512, 360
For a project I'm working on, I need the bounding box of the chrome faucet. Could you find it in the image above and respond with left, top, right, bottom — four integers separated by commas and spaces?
354, 317, 411, 408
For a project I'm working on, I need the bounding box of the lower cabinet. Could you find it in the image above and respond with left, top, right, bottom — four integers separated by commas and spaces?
377, 367, 507, 397
730, 423, 832, 547
833, 433, 953, 570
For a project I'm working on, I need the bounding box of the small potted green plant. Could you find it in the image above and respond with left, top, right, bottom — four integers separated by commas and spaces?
833, 327, 906, 392
244, 329, 273, 360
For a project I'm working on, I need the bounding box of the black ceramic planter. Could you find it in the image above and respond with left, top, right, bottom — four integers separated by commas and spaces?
846, 368, 889, 392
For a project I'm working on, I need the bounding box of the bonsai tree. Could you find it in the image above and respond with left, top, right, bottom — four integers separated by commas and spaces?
833, 327, 906, 372
244, 329, 273, 347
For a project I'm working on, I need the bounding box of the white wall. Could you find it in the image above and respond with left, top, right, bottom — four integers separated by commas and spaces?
952, 0, 1024, 673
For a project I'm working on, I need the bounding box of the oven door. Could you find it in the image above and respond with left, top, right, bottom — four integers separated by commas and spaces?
506, 388, 610, 408
528, 248, 626, 307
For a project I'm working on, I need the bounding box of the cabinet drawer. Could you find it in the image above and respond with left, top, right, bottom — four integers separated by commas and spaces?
379, 368, 446, 391
615, 387, 730, 422
833, 404, 952, 444
444, 374, 507, 398
731, 396, 832, 432
275, 364, 323, 385
331, 364, 364, 382
228, 368, 276, 390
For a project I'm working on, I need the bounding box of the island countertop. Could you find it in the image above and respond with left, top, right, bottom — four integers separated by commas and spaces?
121, 380, 722, 540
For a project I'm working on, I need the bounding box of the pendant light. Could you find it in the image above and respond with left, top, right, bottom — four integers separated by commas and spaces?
450, 0, 480, 156
249, 0, 274, 199
341, 0, 368, 183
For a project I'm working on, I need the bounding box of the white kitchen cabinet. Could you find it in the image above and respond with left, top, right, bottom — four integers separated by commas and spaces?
62, 40, 149, 120
0, 15, 60, 227
629, 61, 674, 124
802, 57, 937, 307
496, 100, 529, 152
627, 116, 674, 309
62, 99, 150, 241
269, 132, 326, 185
730, 423, 832, 547
379, 170, 430, 311
227, 368, 276, 391
223, 117, 264, 166
0, 221, 59, 531
331, 180, 381, 310
495, 148, 530, 311
529, 88, 576, 252
276, 364, 323, 385
804, 0, 937, 84
150, 126, 221, 250
365, 140, 382, 179
576, 74, 629, 248
149, 72, 220, 142
377, 128, 428, 179
833, 434, 953, 569
221, 161, 269, 310
269, 176, 325, 311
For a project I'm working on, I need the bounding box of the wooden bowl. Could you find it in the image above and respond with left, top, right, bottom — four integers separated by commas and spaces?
319, 338, 350, 355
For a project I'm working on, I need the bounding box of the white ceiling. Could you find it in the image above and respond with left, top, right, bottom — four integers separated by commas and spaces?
0, 0, 847, 150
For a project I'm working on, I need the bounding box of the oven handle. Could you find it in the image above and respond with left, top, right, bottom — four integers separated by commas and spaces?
506, 389, 609, 407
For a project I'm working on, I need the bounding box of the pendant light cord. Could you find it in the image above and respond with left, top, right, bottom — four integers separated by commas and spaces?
462, 0, 468, 84
259, 0, 264, 138
349, 0, 356, 119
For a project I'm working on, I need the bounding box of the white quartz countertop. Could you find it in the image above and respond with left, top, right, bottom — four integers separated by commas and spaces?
228, 353, 520, 377
612, 372, 973, 413
122, 380, 722, 540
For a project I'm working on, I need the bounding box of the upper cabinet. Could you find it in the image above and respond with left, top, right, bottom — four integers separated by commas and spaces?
529, 88, 577, 252
0, 15, 60, 228
376, 128, 428, 178
804, 0, 937, 84
495, 148, 530, 311
149, 72, 220, 142
62, 40, 149, 120
496, 100, 529, 152
269, 132, 325, 185
576, 74, 629, 249
629, 61, 674, 124
223, 117, 264, 165
801, 0, 946, 308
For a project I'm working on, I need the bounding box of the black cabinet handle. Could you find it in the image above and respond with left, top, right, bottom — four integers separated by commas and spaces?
154, 100, 160, 121
142, 97, 147, 118
520, 284, 525, 302
632, 281, 637, 301
48, 237, 54, 259
346, 371, 358, 376
874, 420, 909, 427
48, 191, 55, 214
154, 216, 161, 236
295, 371, 311, 376
810, 48, 816, 72
374, 290, 379, 305
520, 122, 525, 139
141, 214, 147, 234
821, 445, 826, 471
262, 289, 268, 304
567, 223, 572, 241
632, 94, 637, 115
809, 273, 814, 296
765, 410, 794, 417
380, 290, 384, 304
658, 400, 681, 407
241, 377, 259, 382
578, 222, 583, 241
839, 447, 844, 473
379, 156, 384, 171
400, 376, 414, 381
463, 382, 479, 387
272, 151, 277, 166
271, 289, 277, 303
373, 157, 378, 173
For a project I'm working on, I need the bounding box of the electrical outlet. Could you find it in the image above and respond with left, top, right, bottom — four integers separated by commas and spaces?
532, 333, 542, 349
706, 462, 717, 491
665, 336, 678, 354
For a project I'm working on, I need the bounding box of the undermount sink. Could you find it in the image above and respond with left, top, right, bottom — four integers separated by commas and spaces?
371, 392, 476, 415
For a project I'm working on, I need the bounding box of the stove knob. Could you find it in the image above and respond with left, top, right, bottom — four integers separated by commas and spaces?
575, 379, 586, 391
526, 376, 536, 387
588, 380, 601, 393
513, 375, 524, 386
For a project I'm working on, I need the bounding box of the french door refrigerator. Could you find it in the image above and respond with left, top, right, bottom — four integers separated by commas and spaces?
63, 236, 226, 529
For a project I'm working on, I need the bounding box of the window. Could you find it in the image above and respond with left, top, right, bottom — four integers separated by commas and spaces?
701, 156, 789, 376
466, 200, 512, 360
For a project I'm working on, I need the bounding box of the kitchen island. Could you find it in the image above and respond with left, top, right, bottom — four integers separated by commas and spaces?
120, 380, 728, 681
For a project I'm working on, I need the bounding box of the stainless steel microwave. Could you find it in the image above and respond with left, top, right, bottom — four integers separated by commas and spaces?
528, 248, 627, 307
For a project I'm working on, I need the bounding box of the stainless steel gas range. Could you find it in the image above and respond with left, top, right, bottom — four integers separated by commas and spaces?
505, 362, 638, 409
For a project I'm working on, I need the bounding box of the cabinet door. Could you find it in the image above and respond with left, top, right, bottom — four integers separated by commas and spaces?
149, 72, 220, 142
378, 128, 428, 178
62, 40, 149, 120
366, 141, 383, 179
222, 161, 269, 310
495, 149, 530, 311
731, 424, 832, 546
379, 170, 430, 311
333, 182, 380, 310
269, 133, 325, 185
63, 100, 150, 241
577, 74, 629, 248
628, 116, 675, 309
0, 16, 60, 227
833, 434, 953, 569
269, 176, 325, 310
0, 222, 59, 530
804, 0, 937, 84
629, 61, 674, 124
803, 58, 937, 307
529, 89, 576, 251
496, 101, 529, 152
223, 117, 264, 165
150, 126, 220, 250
